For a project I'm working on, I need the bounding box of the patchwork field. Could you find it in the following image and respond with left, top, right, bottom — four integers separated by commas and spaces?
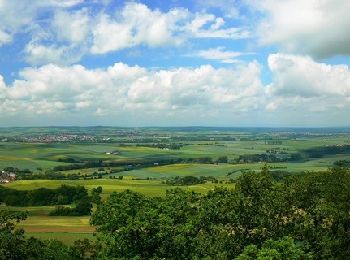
2, 180, 234, 244
1, 138, 349, 172
0, 205, 94, 244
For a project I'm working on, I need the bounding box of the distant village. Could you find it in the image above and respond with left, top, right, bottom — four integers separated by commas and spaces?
0, 170, 16, 183
0, 134, 111, 143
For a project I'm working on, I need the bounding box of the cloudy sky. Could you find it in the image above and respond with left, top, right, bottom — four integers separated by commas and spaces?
0, 0, 350, 127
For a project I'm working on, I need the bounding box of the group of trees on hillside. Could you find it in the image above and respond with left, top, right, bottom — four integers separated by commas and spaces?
165, 176, 219, 185
0, 185, 101, 216
304, 144, 350, 158
1, 166, 350, 259
90, 166, 350, 259
0, 185, 88, 206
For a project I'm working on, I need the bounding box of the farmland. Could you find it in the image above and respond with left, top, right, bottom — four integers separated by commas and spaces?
1, 180, 233, 243
1, 126, 350, 245
0, 204, 94, 244
4, 179, 234, 197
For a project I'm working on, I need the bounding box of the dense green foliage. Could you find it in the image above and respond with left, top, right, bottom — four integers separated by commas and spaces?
334, 159, 350, 167
235, 153, 304, 163
0, 185, 88, 206
165, 175, 218, 185
50, 187, 101, 216
90, 167, 350, 259
303, 144, 350, 158
236, 236, 313, 259
49, 196, 93, 216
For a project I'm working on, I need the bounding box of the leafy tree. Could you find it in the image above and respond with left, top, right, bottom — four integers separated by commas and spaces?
91, 186, 103, 204
0, 211, 29, 259
236, 237, 313, 260
70, 239, 98, 259
217, 156, 228, 163
75, 196, 93, 215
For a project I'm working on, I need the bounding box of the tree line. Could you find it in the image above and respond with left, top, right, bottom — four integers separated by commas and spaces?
0, 185, 88, 206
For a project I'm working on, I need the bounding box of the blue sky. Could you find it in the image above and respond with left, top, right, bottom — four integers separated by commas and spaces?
0, 0, 350, 127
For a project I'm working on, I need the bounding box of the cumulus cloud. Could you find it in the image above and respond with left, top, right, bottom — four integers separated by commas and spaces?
252, 0, 350, 58
2, 54, 350, 126
268, 53, 350, 97
265, 53, 350, 114
0, 62, 263, 119
90, 15, 134, 54
91, 2, 248, 55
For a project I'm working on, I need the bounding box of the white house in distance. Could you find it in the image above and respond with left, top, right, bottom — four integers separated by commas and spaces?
0, 170, 16, 183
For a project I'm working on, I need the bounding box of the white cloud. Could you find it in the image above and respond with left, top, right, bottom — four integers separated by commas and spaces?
195, 47, 243, 63
91, 3, 188, 54
127, 62, 262, 110
253, 0, 350, 57
0, 29, 11, 46
0, 62, 263, 119
1, 1, 249, 63
24, 43, 64, 66
90, 14, 134, 54
268, 53, 350, 98
24, 9, 91, 65
2, 54, 350, 126
23, 9, 90, 65
0, 1, 38, 46
0, 0, 88, 65
187, 13, 249, 39
0, 0, 83, 46
91, 2, 249, 54
24, 42, 84, 66
265, 53, 350, 116
52, 9, 90, 44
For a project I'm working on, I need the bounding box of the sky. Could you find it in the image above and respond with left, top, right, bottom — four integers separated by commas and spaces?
0, 0, 350, 127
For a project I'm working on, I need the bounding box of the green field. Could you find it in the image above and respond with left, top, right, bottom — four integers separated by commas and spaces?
116, 159, 343, 179
1, 139, 348, 174
113, 163, 241, 178
4, 179, 235, 197
0, 204, 94, 244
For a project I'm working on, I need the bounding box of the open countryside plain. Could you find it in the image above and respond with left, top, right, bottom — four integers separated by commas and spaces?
1, 127, 350, 244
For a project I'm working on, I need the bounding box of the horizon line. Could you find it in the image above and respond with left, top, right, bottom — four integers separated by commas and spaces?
1, 125, 350, 129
